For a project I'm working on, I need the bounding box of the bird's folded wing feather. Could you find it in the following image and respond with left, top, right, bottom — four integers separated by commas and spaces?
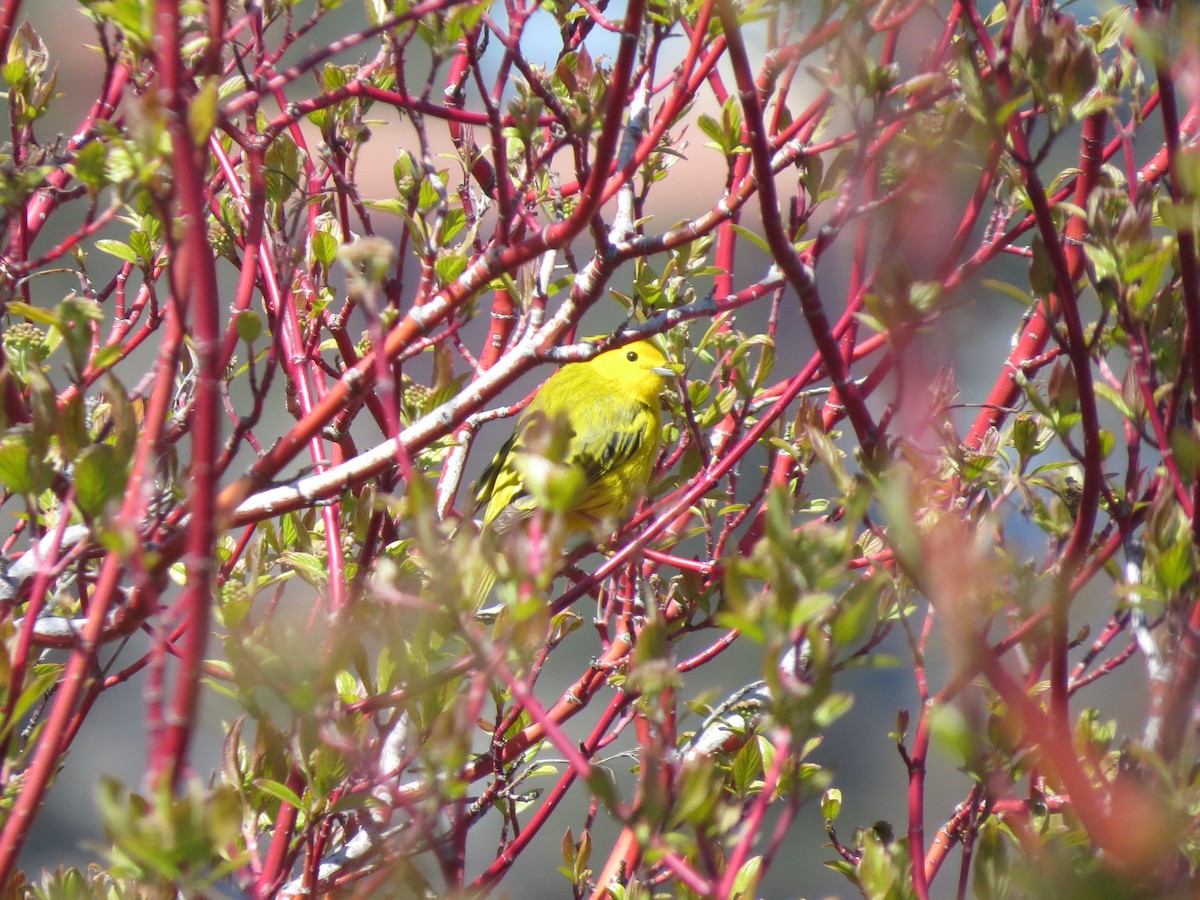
569, 396, 651, 485
475, 394, 652, 531
475, 427, 523, 522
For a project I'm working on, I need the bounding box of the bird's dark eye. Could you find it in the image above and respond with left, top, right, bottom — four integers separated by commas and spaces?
626, 350, 638, 362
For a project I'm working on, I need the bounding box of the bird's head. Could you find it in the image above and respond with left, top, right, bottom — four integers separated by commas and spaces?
587, 340, 681, 404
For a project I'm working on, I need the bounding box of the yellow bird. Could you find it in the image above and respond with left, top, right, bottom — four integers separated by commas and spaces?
471, 339, 677, 600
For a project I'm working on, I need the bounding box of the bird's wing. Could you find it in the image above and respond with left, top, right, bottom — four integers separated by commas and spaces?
570, 396, 652, 486
474, 426, 524, 520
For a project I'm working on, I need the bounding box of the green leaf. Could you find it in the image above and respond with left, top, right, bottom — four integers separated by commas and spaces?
95, 239, 141, 265
731, 737, 763, 795
972, 819, 1011, 898
253, 778, 304, 810
434, 253, 468, 286
822, 787, 842, 821
4, 300, 62, 327
0, 433, 34, 493
74, 443, 128, 516
311, 230, 339, 269
1029, 234, 1057, 296
279, 551, 329, 589
1156, 537, 1194, 594
929, 703, 973, 766
697, 112, 723, 144
731, 855, 762, 897
57, 295, 102, 374
264, 138, 302, 206
2, 665, 61, 742
731, 224, 770, 255
71, 140, 108, 192
188, 77, 220, 147
91, 343, 125, 374
364, 0, 388, 25
813, 692, 853, 728
128, 229, 153, 265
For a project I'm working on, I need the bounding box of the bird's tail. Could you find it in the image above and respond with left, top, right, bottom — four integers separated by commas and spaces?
467, 524, 566, 620
470, 556, 499, 616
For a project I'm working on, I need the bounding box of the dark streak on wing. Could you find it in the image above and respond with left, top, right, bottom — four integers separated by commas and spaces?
575, 411, 647, 485
474, 428, 520, 512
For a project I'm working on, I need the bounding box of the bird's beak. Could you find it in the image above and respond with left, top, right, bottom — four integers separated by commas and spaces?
653, 363, 685, 378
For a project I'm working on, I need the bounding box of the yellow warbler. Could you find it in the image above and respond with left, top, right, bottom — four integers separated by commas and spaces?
471, 339, 677, 600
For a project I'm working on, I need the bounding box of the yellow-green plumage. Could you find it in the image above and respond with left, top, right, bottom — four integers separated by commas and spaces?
471, 340, 674, 602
